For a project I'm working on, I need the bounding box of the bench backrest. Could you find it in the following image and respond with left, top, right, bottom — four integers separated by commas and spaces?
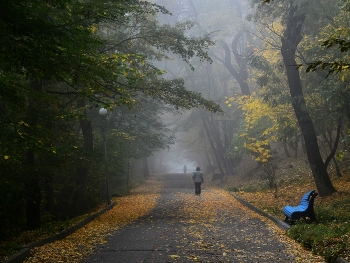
298, 190, 315, 208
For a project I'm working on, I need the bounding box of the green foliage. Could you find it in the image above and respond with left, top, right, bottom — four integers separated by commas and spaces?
227, 186, 240, 192
303, 2, 350, 76
226, 122, 248, 162
305, 60, 350, 76
0, 0, 222, 239
232, 182, 271, 193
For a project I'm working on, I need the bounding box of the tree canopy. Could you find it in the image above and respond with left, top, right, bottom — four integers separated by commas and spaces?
0, 0, 222, 234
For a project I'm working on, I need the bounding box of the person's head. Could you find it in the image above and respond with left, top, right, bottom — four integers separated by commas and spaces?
195, 167, 201, 171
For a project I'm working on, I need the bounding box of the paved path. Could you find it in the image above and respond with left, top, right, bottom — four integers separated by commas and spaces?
83, 173, 324, 263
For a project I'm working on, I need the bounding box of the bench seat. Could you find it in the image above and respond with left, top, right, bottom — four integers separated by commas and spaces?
283, 190, 318, 222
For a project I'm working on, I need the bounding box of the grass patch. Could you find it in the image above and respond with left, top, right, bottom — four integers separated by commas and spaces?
227, 186, 239, 192
287, 220, 350, 262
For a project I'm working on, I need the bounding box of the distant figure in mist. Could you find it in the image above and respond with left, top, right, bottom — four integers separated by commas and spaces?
183, 164, 187, 174
192, 167, 204, 196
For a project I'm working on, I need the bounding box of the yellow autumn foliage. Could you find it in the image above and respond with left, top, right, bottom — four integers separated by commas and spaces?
226, 94, 296, 162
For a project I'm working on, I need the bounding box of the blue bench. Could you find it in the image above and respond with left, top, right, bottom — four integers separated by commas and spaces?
283, 190, 318, 222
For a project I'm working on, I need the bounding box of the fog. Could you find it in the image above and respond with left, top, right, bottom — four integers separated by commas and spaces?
149, 0, 254, 175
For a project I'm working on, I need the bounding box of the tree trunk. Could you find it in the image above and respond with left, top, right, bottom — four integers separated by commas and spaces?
24, 80, 43, 229
205, 113, 230, 175
293, 132, 299, 158
44, 172, 54, 215
281, 2, 336, 196
205, 154, 212, 171
332, 158, 342, 178
189, 0, 250, 96
24, 151, 41, 229
203, 64, 231, 175
221, 35, 250, 96
43, 117, 55, 216
323, 121, 342, 168
142, 157, 150, 178
72, 99, 93, 216
300, 134, 306, 154
283, 143, 291, 158
201, 113, 225, 176
222, 120, 236, 175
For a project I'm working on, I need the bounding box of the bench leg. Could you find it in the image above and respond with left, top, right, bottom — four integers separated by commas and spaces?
284, 216, 295, 224
309, 213, 317, 222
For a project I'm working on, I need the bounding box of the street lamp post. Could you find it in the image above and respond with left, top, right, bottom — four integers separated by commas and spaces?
99, 108, 111, 205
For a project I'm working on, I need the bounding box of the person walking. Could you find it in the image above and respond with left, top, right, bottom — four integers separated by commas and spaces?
183, 164, 187, 174
192, 167, 204, 195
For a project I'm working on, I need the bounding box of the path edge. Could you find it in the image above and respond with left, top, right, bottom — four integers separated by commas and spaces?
230, 193, 290, 231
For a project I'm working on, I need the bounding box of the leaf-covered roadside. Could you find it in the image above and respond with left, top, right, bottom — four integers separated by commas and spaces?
226, 158, 350, 262
179, 189, 325, 262
21, 177, 162, 263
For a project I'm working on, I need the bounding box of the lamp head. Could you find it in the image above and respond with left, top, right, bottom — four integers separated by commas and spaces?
99, 108, 108, 117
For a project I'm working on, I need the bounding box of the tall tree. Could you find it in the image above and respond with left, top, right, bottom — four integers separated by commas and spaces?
280, 1, 336, 196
